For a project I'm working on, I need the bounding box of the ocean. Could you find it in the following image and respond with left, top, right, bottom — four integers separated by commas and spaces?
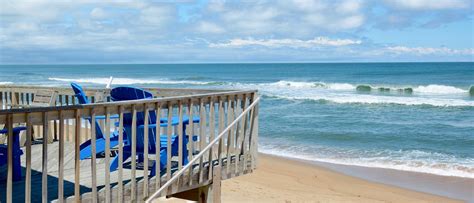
1, 62, 473, 178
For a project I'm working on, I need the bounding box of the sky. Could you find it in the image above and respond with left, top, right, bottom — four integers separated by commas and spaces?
0, 0, 473, 64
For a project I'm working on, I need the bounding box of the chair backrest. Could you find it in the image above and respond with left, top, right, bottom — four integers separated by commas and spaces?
71, 83, 89, 104
110, 86, 156, 125
111, 86, 157, 152
70, 83, 104, 138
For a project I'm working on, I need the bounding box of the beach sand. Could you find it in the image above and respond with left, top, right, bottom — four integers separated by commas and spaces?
159, 153, 463, 203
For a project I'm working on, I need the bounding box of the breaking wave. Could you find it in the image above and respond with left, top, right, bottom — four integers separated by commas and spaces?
227, 81, 474, 107
0, 82, 12, 85
240, 81, 470, 95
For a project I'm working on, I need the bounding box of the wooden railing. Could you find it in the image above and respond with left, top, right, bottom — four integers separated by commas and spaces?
0, 85, 259, 202
146, 96, 259, 202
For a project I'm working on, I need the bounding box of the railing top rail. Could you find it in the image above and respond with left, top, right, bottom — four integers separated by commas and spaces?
145, 96, 261, 202
0, 89, 257, 115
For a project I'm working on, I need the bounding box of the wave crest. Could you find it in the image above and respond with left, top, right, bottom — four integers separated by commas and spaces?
414, 85, 467, 94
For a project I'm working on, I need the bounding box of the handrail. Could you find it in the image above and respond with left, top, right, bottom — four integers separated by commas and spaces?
0, 89, 257, 114
145, 96, 261, 202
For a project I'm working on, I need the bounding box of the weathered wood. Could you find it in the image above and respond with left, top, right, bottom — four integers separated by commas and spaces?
104, 107, 111, 203
117, 106, 124, 203
143, 104, 149, 198
217, 97, 224, 178
212, 165, 222, 203
74, 109, 81, 203
131, 105, 137, 202
166, 102, 173, 183
6, 114, 13, 203
90, 109, 98, 203
187, 99, 194, 186
154, 102, 161, 191
25, 113, 32, 203
0, 85, 259, 203
198, 99, 206, 184
145, 96, 260, 202
58, 110, 65, 202
226, 96, 234, 177
208, 97, 215, 182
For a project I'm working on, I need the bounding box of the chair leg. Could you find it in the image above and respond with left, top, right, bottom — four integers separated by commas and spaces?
110, 152, 131, 172
182, 139, 189, 165
12, 154, 21, 181
12, 132, 22, 181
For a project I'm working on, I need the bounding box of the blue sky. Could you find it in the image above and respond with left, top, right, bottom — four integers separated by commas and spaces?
0, 0, 473, 64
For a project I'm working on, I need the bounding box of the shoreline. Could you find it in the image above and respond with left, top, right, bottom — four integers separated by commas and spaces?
161, 153, 467, 202
263, 153, 473, 202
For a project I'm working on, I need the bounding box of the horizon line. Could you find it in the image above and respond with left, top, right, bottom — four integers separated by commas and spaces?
1, 61, 473, 65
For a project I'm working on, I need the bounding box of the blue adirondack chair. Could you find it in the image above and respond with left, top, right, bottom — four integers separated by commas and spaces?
0, 127, 26, 181
109, 86, 198, 177
70, 83, 122, 160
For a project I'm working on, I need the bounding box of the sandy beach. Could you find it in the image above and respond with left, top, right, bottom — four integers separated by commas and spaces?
161, 153, 464, 203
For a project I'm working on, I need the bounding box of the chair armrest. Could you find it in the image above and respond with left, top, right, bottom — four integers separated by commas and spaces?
138, 123, 178, 129
0, 127, 27, 134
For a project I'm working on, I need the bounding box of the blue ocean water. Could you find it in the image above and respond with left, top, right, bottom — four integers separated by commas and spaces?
1, 63, 473, 178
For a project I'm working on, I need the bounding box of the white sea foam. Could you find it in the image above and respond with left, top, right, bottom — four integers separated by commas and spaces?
0, 82, 13, 85
259, 143, 474, 178
232, 81, 469, 94
263, 80, 355, 90
274, 94, 474, 107
48, 77, 210, 85
414, 84, 467, 94
227, 81, 474, 107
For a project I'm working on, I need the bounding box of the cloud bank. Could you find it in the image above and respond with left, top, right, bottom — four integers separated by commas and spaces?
0, 0, 472, 63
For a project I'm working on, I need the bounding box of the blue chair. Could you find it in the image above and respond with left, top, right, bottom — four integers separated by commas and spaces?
109, 86, 198, 177
0, 127, 26, 181
70, 83, 122, 160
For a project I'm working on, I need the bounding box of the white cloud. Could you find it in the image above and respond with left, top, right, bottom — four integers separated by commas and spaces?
384, 0, 470, 10
196, 21, 225, 34
209, 37, 362, 48
337, 0, 363, 13
385, 46, 474, 55
138, 6, 174, 27
90, 8, 107, 19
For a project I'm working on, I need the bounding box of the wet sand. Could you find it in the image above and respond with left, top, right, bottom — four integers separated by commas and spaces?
159, 153, 468, 202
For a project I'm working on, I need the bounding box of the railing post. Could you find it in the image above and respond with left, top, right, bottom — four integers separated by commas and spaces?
249, 93, 259, 170
118, 106, 124, 203
74, 109, 81, 203
25, 113, 32, 203
155, 102, 162, 191
198, 98, 206, 184
208, 97, 215, 181
105, 106, 112, 203
187, 99, 194, 186
166, 101, 173, 194
143, 103, 150, 198
58, 110, 65, 203
42, 112, 49, 203
131, 105, 138, 202
90, 108, 98, 203
6, 114, 13, 203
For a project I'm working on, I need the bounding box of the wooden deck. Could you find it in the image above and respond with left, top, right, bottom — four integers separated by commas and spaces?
0, 141, 253, 202
0, 85, 259, 202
